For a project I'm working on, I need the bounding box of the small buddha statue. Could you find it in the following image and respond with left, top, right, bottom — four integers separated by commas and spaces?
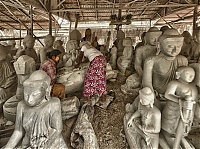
40, 34, 55, 64
134, 27, 162, 78
0, 46, 17, 112
3, 55, 35, 122
17, 35, 39, 64
108, 45, 117, 69
54, 39, 65, 53
69, 29, 82, 46
5, 70, 67, 149
7, 40, 17, 57
117, 37, 133, 73
124, 87, 161, 149
190, 26, 200, 62
63, 40, 79, 70
162, 66, 198, 149
114, 29, 125, 57
180, 31, 193, 58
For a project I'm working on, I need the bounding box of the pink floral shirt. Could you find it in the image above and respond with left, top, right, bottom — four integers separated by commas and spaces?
40, 59, 56, 85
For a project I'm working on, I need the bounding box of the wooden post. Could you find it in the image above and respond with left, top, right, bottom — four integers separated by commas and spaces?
48, 0, 52, 35
29, 5, 33, 35
192, 3, 198, 38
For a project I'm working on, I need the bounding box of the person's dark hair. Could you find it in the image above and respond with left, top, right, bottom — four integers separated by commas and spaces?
46, 49, 61, 59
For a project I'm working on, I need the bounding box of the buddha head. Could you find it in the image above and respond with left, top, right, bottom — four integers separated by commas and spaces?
44, 34, 54, 47
139, 87, 154, 108
0, 45, 10, 61
123, 37, 132, 47
158, 28, 184, 57
23, 35, 35, 49
54, 40, 63, 49
14, 55, 35, 75
66, 40, 78, 54
23, 70, 51, 107
145, 27, 162, 46
182, 31, 192, 44
176, 66, 195, 83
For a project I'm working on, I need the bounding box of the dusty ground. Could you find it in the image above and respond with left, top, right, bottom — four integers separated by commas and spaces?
1, 73, 200, 148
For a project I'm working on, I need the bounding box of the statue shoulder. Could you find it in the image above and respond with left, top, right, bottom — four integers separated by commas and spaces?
145, 55, 156, 64
176, 55, 188, 66
48, 97, 61, 107
152, 106, 161, 117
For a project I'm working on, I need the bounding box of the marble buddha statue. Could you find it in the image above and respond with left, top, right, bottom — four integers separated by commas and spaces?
142, 28, 188, 99
117, 37, 133, 73
114, 29, 125, 57
161, 66, 198, 149
190, 26, 200, 62
16, 35, 39, 64
7, 40, 17, 57
40, 34, 55, 64
180, 31, 193, 58
0, 45, 17, 112
134, 27, 162, 78
3, 55, 35, 122
124, 87, 161, 149
5, 70, 67, 149
69, 29, 82, 46
108, 45, 118, 69
63, 40, 79, 70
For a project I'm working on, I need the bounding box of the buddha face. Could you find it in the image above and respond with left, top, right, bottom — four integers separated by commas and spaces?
146, 33, 159, 46
180, 69, 195, 83
24, 84, 46, 107
140, 96, 152, 106
26, 40, 35, 48
161, 38, 183, 57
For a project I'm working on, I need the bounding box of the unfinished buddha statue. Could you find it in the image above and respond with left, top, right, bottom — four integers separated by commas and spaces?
5, 70, 67, 149
69, 29, 82, 46
114, 29, 125, 57
109, 46, 118, 69
0, 46, 17, 112
40, 34, 55, 64
161, 66, 198, 149
7, 40, 17, 57
63, 40, 79, 70
142, 28, 188, 98
3, 55, 35, 122
135, 27, 162, 78
54, 39, 65, 53
17, 35, 39, 64
117, 37, 133, 73
190, 26, 200, 62
180, 31, 193, 58
124, 87, 161, 149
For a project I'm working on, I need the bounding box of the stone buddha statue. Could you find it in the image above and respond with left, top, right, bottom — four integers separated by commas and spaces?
108, 45, 117, 69
3, 55, 36, 122
124, 87, 161, 149
117, 37, 133, 73
0, 46, 17, 112
7, 40, 17, 57
190, 26, 200, 62
54, 39, 65, 54
62, 40, 79, 71
134, 27, 162, 78
5, 70, 67, 149
69, 29, 82, 46
142, 28, 188, 98
17, 35, 39, 64
180, 31, 193, 58
114, 29, 125, 57
161, 66, 198, 149
40, 34, 55, 64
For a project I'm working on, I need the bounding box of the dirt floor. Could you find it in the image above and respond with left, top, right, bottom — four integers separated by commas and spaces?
1, 72, 200, 149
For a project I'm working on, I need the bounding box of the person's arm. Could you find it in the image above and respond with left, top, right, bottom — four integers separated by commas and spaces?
75, 51, 84, 68
134, 47, 143, 76
127, 110, 141, 127
5, 102, 24, 148
142, 57, 154, 91
164, 81, 179, 103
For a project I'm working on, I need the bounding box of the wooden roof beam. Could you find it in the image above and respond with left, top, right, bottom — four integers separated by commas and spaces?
77, 0, 83, 20
95, 0, 97, 20
51, 3, 197, 12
